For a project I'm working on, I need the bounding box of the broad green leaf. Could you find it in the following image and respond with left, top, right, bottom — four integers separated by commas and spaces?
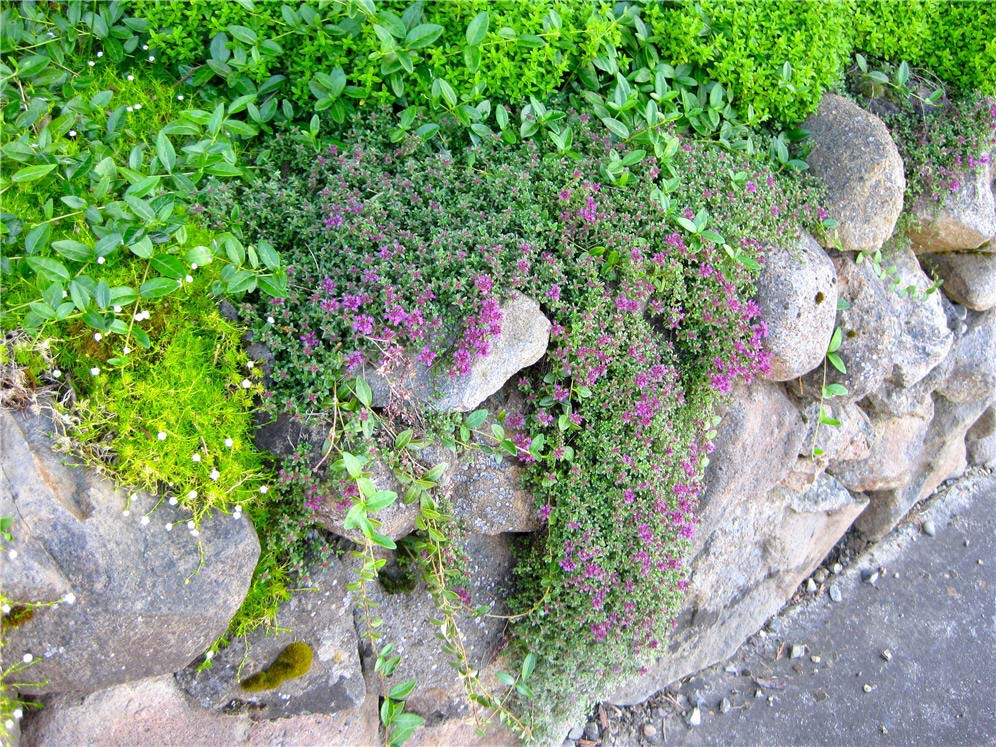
601, 117, 629, 139
342, 452, 365, 478
52, 239, 91, 262
139, 277, 181, 298
24, 223, 52, 254
12, 164, 57, 183
354, 376, 372, 407
151, 254, 186, 279
156, 131, 176, 172
405, 23, 442, 49
424, 463, 447, 482
388, 679, 417, 701
26, 256, 69, 281
466, 409, 488, 428
466, 11, 489, 45
522, 652, 536, 680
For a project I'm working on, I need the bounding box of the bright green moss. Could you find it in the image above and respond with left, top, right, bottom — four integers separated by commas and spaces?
240, 642, 314, 691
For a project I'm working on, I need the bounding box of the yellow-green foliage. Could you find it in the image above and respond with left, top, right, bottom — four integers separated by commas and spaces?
240, 642, 314, 692
67, 280, 268, 524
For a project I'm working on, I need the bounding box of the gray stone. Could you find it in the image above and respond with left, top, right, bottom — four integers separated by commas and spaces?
857, 395, 990, 540
357, 533, 514, 719
806, 578, 818, 593
19, 674, 378, 747
790, 645, 806, 659
176, 559, 365, 719
755, 232, 838, 381
966, 405, 996, 468
936, 309, 996, 404
366, 292, 550, 413
923, 519, 937, 537
803, 254, 901, 404
642, 722, 657, 737
828, 398, 933, 493
829, 584, 843, 602
1, 404, 259, 696
908, 161, 996, 253
803, 94, 905, 253
567, 725, 584, 741
607, 473, 865, 706
922, 252, 996, 311
782, 400, 875, 492
584, 721, 600, 741
720, 697, 732, 714
688, 707, 702, 727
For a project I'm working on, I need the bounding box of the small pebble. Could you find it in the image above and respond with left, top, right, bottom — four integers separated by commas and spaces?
963, 539, 970, 547
642, 723, 657, 738
832, 562, 843, 574
923, 519, 936, 537
829, 583, 842, 602
688, 707, 702, 726
719, 697, 732, 714
755, 689, 764, 699
583, 722, 599, 741
864, 571, 879, 584
811, 655, 822, 664
863, 684, 873, 693
790, 644, 806, 659
881, 649, 893, 662
806, 578, 818, 593
813, 568, 828, 584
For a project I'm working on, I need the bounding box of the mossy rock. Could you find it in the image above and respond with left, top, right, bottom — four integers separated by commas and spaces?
240, 642, 314, 692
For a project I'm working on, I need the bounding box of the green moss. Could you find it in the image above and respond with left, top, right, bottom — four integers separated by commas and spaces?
1, 605, 34, 632
240, 642, 314, 692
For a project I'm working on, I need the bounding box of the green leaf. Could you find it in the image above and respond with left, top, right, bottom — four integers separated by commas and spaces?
26, 256, 69, 281
69, 279, 92, 311
465, 11, 489, 45
129, 236, 153, 259
495, 671, 515, 687
24, 223, 51, 255
151, 254, 186, 279
12, 164, 57, 183
95, 279, 111, 310
186, 245, 213, 266
601, 117, 629, 139
52, 239, 91, 262
256, 240, 280, 270
675, 216, 698, 234
342, 452, 365, 479
424, 463, 447, 482
156, 131, 176, 172
388, 679, 417, 701
827, 351, 846, 374
395, 429, 413, 449
827, 327, 843, 354
139, 277, 181, 298
227, 24, 258, 45
405, 23, 442, 49
522, 652, 536, 680
373, 532, 397, 550
823, 383, 848, 398
366, 491, 398, 513
466, 409, 488, 428
355, 376, 373, 407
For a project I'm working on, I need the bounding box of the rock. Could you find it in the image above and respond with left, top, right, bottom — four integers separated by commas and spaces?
803, 94, 905, 253
366, 292, 550, 413
806, 578, 818, 593
878, 248, 953, 389
923, 519, 937, 537
813, 568, 828, 584
907, 162, 996, 253
831, 562, 843, 575
966, 405, 996, 468
719, 697, 732, 714
567, 725, 584, 741
357, 533, 514, 719
790, 645, 806, 659
828, 398, 933, 492
782, 400, 875, 491
829, 584, 843, 602
642, 722, 657, 738
755, 232, 838, 381
936, 309, 996, 404
176, 559, 364, 719
857, 395, 990, 540
0, 404, 259, 696
584, 721, 600, 741
881, 649, 893, 662
607, 474, 865, 706
18, 674, 378, 747
688, 707, 702, 727
311, 458, 419, 542
803, 254, 901, 403
922, 252, 996, 311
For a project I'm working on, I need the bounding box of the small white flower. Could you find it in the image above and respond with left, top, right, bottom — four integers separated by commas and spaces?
192, 453, 201, 463
96, 51, 103, 58
69, 129, 77, 137
267, 316, 275, 324
113, 305, 122, 312
168, 496, 178, 506
127, 74, 135, 81
122, 509, 130, 517
187, 490, 198, 499
148, 55, 155, 62
62, 592, 76, 605
94, 332, 102, 341
13, 709, 22, 720
126, 106, 134, 112
241, 378, 252, 389
134, 103, 142, 111
122, 346, 131, 355
210, 469, 220, 480
190, 528, 200, 537
62, 290, 68, 298
97, 256, 105, 265
165, 522, 173, 532
140, 515, 150, 526
157, 431, 167, 440
224, 438, 234, 448
246, 361, 254, 369
186, 521, 195, 530
177, 94, 185, 101
4, 720, 12, 731
185, 274, 193, 283
8, 549, 18, 560
191, 262, 198, 270
142, 44, 149, 50
130, 493, 138, 501
90, 366, 100, 376
88, 60, 95, 67
23, 653, 33, 664
52, 369, 62, 378
205, 650, 214, 660
259, 485, 268, 494
1, 604, 10, 614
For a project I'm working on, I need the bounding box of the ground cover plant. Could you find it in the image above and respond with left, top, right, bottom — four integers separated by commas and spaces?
3, 0, 994, 744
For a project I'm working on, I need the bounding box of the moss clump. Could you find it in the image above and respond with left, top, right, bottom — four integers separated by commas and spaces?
240, 642, 314, 692
1, 605, 34, 632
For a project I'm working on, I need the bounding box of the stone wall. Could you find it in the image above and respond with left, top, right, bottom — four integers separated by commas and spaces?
6, 93, 995, 746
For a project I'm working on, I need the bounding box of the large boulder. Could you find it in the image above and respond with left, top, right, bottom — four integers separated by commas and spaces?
1, 404, 259, 696
175, 558, 365, 720
19, 674, 378, 747
779, 399, 874, 493
966, 404, 996, 468
803, 94, 905, 253
936, 308, 996, 404
357, 533, 514, 719
827, 397, 933, 493
907, 160, 996, 253
856, 395, 991, 540
754, 232, 838, 381
608, 474, 867, 706
803, 253, 901, 403
366, 292, 550, 413
921, 251, 996, 311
